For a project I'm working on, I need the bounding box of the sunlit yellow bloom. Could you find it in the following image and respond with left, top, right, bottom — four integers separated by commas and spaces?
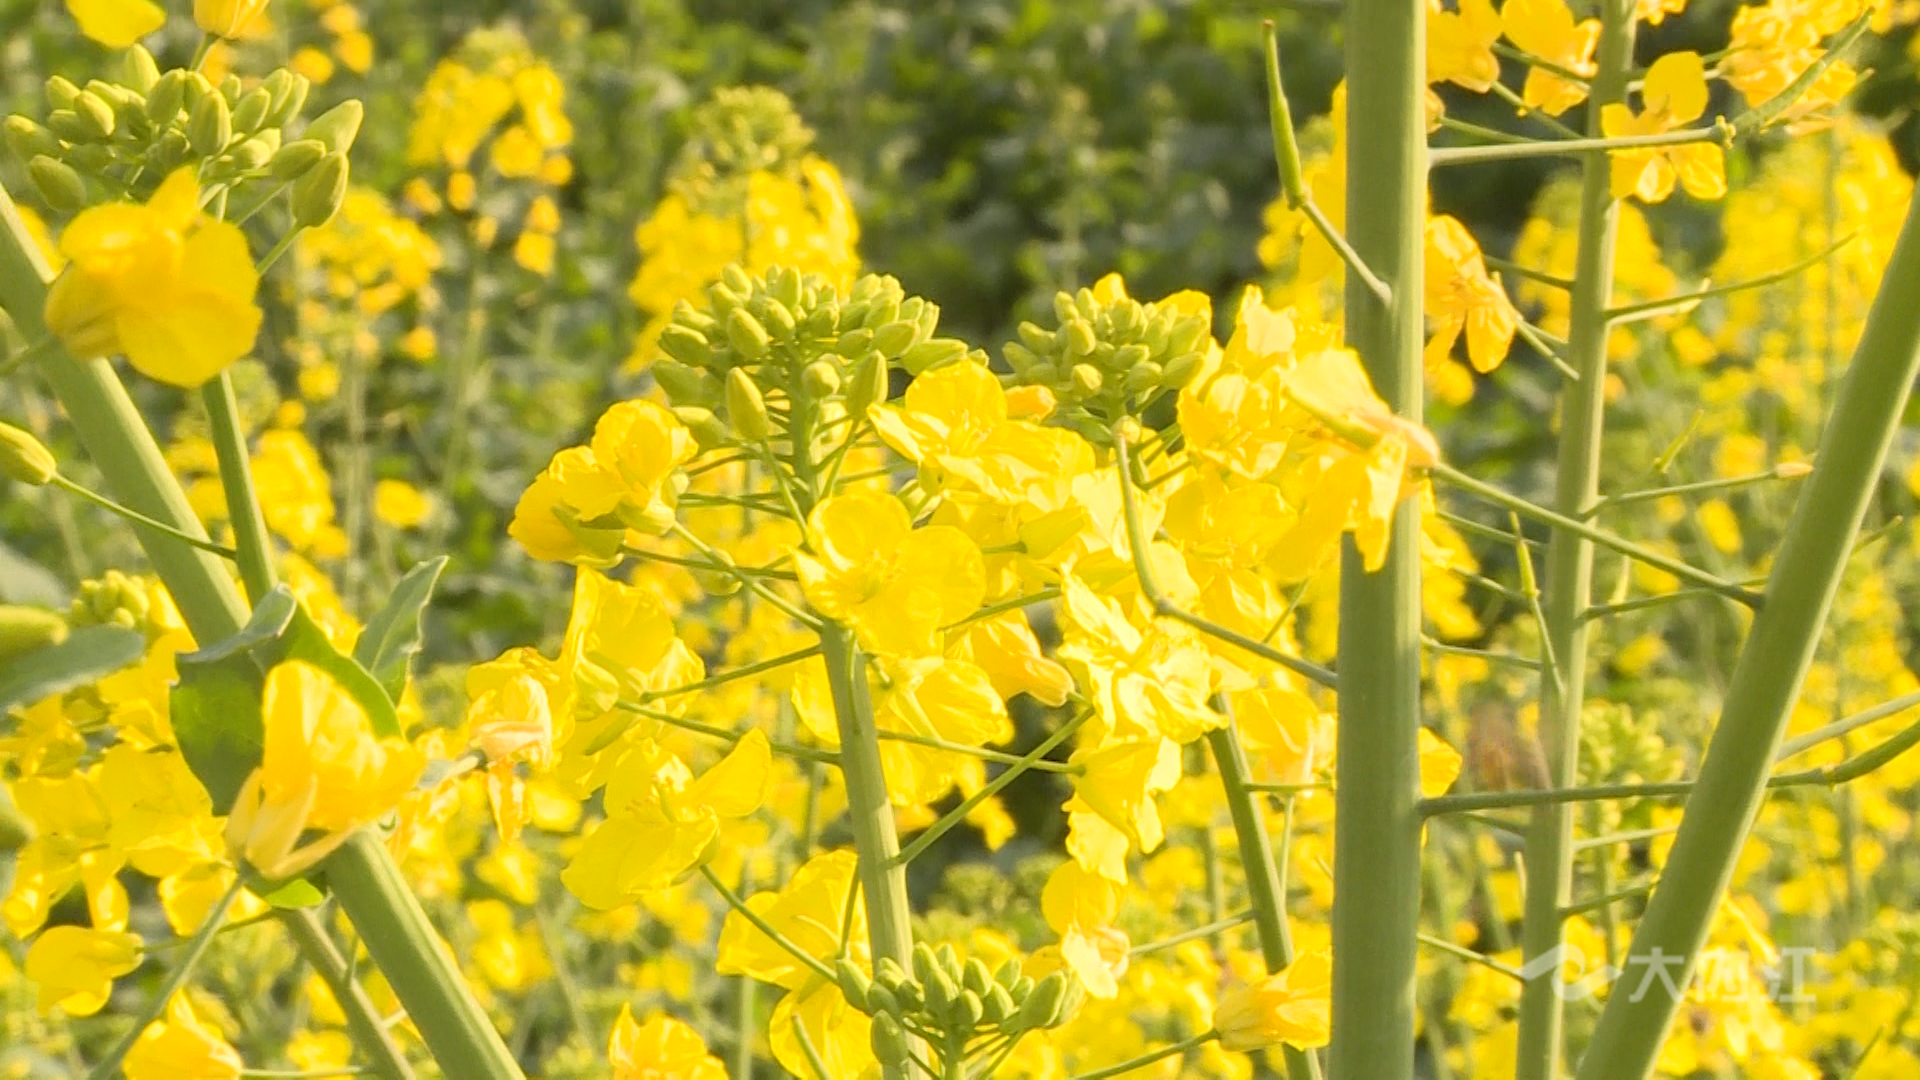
1428, 0, 1502, 92
373, 479, 432, 529
609, 1005, 726, 1080
796, 489, 984, 657
1501, 0, 1600, 116
45, 169, 262, 387
1213, 950, 1333, 1051
24, 925, 144, 1016
193, 0, 270, 39
1601, 51, 1727, 203
1424, 215, 1518, 373
124, 993, 245, 1080
63, 0, 163, 47
717, 849, 866, 988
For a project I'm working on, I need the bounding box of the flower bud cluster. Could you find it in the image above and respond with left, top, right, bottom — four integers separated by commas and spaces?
4, 46, 355, 227
837, 942, 1084, 1065
1004, 284, 1211, 426
653, 265, 971, 449
669, 86, 819, 213
68, 570, 158, 638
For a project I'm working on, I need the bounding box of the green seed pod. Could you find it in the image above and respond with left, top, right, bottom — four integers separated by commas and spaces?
900, 338, 967, 375
725, 366, 770, 441
725, 307, 772, 361
873, 321, 919, 356
801, 358, 841, 398
869, 1013, 911, 1070
269, 138, 328, 180
758, 297, 796, 339
28, 156, 85, 213
0, 422, 57, 486
145, 71, 188, 125
261, 70, 310, 128
1161, 351, 1204, 390
982, 983, 1016, 1026
1124, 361, 1163, 394
671, 407, 730, 450
303, 100, 363, 155
3, 117, 60, 164
231, 87, 273, 134
836, 959, 874, 1014
291, 150, 348, 227
1070, 364, 1103, 397
656, 324, 714, 370
845, 352, 889, 416
188, 91, 232, 155
0, 606, 68, 662
1065, 319, 1098, 358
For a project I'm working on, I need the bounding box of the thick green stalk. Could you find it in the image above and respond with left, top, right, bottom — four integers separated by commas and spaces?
1513, 4, 1636, 1077
0, 186, 517, 1080
326, 833, 521, 1079
817, 624, 914, 967
1330, 0, 1425, 1075
1574, 144, 1920, 1080
1208, 722, 1322, 1080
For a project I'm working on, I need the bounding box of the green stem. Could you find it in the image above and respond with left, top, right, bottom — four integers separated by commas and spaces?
1513, 3, 1635, 1076
1329, 0, 1425, 1076
1586, 468, 1808, 517
324, 832, 522, 1079
204, 371, 278, 601
1128, 910, 1255, 958
1069, 1032, 1219, 1080
279, 909, 415, 1080
88, 875, 245, 1080
49, 473, 239, 558
893, 709, 1089, 867
1574, 125, 1920, 1080
1208, 717, 1323, 1080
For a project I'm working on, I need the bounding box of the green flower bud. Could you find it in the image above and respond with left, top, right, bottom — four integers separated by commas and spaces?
1011, 972, 1069, 1033
188, 91, 232, 155
912, 942, 940, 988
865, 984, 900, 1017
963, 957, 993, 997
45, 110, 89, 144
720, 263, 754, 296
873, 320, 919, 356
1008, 974, 1035, 1003
656, 324, 714, 370
269, 138, 327, 180
1123, 360, 1163, 394
1065, 319, 1098, 358
1070, 364, 1103, 397
1017, 322, 1055, 354
982, 983, 1016, 1025
924, 965, 958, 1017
68, 143, 113, 174
261, 70, 310, 129
845, 353, 889, 417
145, 70, 188, 125
120, 46, 162, 94
725, 307, 772, 361
956, 989, 985, 1030
3, 117, 60, 163
900, 338, 968, 375
1167, 316, 1210, 356
875, 958, 911, 993
725, 366, 770, 441
883, 296, 921, 333
837, 326, 873, 357
146, 130, 189, 176
672, 406, 731, 450
1161, 351, 1204, 390
28, 156, 86, 213
303, 100, 363, 154
993, 959, 1024, 992
801, 358, 841, 398
1002, 342, 1040, 374
44, 76, 81, 112
869, 1013, 911, 1069
770, 266, 802, 310
291, 151, 348, 227
804, 302, 839, 338
757, 297, 796, 338
0, 421, 57, 485
1052, 292, 1078, 325
231, 87, 272, 134
0, 606, 68, 663
836, 959, 874, 1014
650, 361, 710, 405
936, 944, 962, 983
219, 74, 244, 103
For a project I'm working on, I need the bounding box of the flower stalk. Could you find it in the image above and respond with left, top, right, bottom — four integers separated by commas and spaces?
1329, 0, 1426, 1075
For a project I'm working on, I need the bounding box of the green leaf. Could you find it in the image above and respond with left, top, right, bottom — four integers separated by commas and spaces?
0, 540, 66, 607
260, 878, 326, 908
352, 556, 446, 704
173, 586, 404, 812
0, 625, 145, 712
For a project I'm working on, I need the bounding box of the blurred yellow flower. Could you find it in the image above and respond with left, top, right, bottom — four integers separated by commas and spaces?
609, 1005, 726, 1080
1213, 950, 1333, 1051
24, 925, 144, 1016
63, 0, 163, 47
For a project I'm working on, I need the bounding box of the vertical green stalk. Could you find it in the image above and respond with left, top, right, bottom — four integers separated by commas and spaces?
788, 387, 914, 1079
1513, 4, 1636, 1078
1574, 151, 1920, 1080
202, 372, 277, 602
0, 186, 520, 1080
326, 833, 521, 1079
1208, 721, 1322, 1080
1330, 0, 1425, 1074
